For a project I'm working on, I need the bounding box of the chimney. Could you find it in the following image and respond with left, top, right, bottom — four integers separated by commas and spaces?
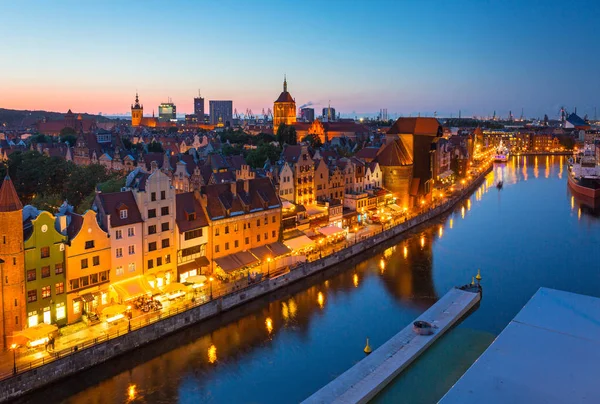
230, 181, 237, 196
243, 178, 250, 195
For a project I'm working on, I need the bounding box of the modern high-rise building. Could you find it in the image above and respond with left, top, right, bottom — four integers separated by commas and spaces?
159, 102, 177, 122
194, 94, 205, 118
322, 107, 336, 122
209, 100, 233, 126
300, 108, 315, 123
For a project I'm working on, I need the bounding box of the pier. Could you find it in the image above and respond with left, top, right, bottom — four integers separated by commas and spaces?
303, 286, 481, 404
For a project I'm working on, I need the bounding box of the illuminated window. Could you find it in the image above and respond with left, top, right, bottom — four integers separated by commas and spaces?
56, 303, 66, 320
73, 301, 81, 314
28, 311, 38, 327
128, 263, 135, 272
55, 282, 64, 294
27, 290, 37, 302
116, 266, 124, 276
41, 286, 51, 299
40, 246, 50, 258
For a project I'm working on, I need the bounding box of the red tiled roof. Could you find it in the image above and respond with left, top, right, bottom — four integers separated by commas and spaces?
97, 190, 143, 228
175, 192, 208, 232
0, 176, 22, 212
387, 117, 441, 136
275, 91, 295, 103
354, 147, 381, 161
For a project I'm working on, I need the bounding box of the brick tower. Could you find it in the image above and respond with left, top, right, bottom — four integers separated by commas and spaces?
131, 92, 143, 127
273, 76, 297, 135
0, 175, 26, 349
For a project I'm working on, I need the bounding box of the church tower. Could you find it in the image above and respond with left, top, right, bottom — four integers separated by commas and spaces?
131, 93, 143, 127
0, 176, 26, 349
273, 76, 297, 135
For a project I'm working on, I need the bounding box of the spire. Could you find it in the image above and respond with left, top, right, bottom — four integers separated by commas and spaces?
0, 175, 23, 212
283, 74, 287, 93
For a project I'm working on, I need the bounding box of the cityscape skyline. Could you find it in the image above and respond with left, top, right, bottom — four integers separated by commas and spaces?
1, 1, 599, 119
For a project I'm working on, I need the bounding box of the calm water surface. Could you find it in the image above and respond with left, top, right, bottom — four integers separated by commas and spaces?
22, 156, 600, 404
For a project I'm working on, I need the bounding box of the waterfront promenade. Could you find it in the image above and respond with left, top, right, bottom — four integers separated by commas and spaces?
0, 163, 493, 401
303, 286, 481, 404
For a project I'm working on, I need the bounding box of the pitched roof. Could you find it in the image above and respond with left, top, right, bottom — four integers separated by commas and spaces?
387, 117, 441, 136
175, 192, 208, 232
0, 175, 23, 212
376, 139, 413, 166
566, 113, 588, 127
354, 147, 382, 161
204, 178, 280, 220
97, 190, 143, 228
275, 91, 295, 103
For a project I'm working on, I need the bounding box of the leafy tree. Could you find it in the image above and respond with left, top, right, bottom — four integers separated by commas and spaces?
222, 143, 244, 156
168, 127, 179, 134
147, 141, 164, 153
65, 164, 110, 210
559, 135, 575, 150
254, 133, 276, 145
77, 176, 126, 213
276, 124, 297, 145
32, 134, 50, 143
59, 127, 77, 146
30, 193, 64, 213
122, 138, 133, 150
302, 134, 322, 149
246, 144, 281, 168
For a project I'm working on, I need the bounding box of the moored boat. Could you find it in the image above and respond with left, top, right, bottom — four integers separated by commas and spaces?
494, 141, 509, 162
568, 145, 600, 199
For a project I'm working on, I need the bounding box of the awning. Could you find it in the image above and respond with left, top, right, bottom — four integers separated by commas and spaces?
306, 206, 327, 216
161, 282, 187, 294
186, 275, 207, 284
388, 204, 403, 212
267, 242, 291, 257
195, 256, 210, 267
12, 323, 58, 346
284, 235, 316, 251
317, 225, 345, 237
235, 251, 259, 267
250, 245, 272, 261
177, 261, 198, 276
438, 170, 453, 179
111, 276, 154, 301
101, 304, 127, 317
214, 255, 243, 273
282, 200, 294, 209
81, 293, 95, 303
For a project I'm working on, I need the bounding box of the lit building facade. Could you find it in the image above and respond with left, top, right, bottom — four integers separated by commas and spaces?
273, 77, 296, 134
0, 176, 26, 349
23, 211, 68, 328
175, 192, 210, 282
282, 145, 315, 206
131, 93, 143, 127
65, 210, 112, 324
159, 102, 177, 122
126, 166, 177, 288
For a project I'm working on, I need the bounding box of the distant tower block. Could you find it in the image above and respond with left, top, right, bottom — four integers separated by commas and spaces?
131, 93, 143, 127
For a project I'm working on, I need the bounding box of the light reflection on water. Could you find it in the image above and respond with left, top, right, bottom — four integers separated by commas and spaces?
18, 156, 600, 404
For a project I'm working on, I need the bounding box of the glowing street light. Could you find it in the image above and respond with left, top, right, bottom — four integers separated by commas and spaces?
10, 343, 17, 375
267, 256, 272, 278
209, 277, 214, 299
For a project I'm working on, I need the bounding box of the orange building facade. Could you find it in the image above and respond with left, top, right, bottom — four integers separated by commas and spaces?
0, 177, 26, 349
273, 77, 297, 134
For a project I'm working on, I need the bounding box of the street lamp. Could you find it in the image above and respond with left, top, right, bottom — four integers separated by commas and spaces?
267, 256, 272, 278
209, 277, 214, 300
354, 226, 358, 244
10, 343, 17, 375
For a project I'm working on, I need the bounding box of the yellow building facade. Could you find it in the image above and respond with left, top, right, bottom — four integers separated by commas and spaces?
64, 210, 112, 324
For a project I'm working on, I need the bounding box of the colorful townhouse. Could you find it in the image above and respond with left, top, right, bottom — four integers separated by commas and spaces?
94, 190, 146, 303
201, 177, 283, 277
0, 176, 26, 349
23, 209, 68, 328
175, 191, 210, 282
64, 210, 112, 324
126, 164, 177, 288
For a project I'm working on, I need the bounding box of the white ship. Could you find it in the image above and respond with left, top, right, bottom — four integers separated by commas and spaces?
494, 141, 509, 162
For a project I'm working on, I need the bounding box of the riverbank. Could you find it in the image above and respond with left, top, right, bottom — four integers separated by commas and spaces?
0, 165, 492, 402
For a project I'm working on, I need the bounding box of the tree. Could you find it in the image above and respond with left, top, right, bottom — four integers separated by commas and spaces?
77, 176, 126, 213
302, 134, 322, 149
59, 127, 77, 146
65, 164, 110, 210
276, 124, 297, 145
255, 133, 276, 145
30, 193, 64, 213
246, 144, 281, 169
32, 134, 50, 144
147, 141, 164, 153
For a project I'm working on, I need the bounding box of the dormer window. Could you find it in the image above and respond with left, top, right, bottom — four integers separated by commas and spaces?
185, 211, 196, 221
120, 209, 128, 219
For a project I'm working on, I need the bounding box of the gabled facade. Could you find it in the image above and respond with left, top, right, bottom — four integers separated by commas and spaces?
314, 159, 329, 201
23, 211, 68, 328
282, 145, 315, 206
94, 190, 144, 287
277, 162, 294, 202
126, 165, 177, 288
64, 210, 111, 324
175, 192, 210, 282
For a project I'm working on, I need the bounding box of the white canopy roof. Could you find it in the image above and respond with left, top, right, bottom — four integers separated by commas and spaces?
284, 235, 315, 251
318, 225, 345, 237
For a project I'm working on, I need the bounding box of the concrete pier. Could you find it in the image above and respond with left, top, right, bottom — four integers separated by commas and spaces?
303, 287, 481, 404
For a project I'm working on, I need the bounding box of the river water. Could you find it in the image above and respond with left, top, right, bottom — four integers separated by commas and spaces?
21, 156, 600, 404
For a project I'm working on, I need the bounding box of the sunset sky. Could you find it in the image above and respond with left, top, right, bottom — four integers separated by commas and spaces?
1, 0, 599, 119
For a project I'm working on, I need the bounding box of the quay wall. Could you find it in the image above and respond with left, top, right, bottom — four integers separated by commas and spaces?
0, 166, 491, 402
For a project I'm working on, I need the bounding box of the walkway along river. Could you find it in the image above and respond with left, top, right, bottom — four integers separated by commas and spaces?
0, 163, 492, 402
11, 155, 599, 404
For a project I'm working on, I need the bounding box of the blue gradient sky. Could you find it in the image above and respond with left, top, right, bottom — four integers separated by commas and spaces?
1, 0, 598, 119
